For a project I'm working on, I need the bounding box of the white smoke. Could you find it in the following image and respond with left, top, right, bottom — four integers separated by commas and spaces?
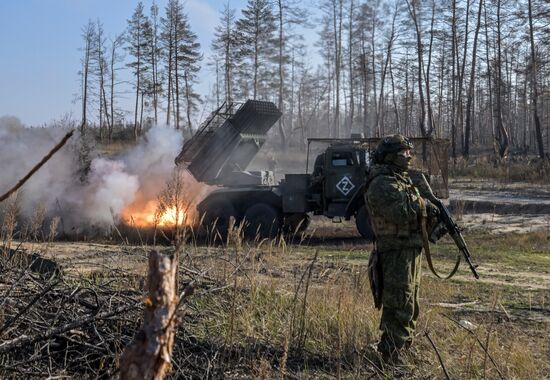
0, 116, 183, 235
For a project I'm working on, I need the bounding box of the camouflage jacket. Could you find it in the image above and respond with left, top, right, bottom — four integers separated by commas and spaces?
365, 164, 424, 252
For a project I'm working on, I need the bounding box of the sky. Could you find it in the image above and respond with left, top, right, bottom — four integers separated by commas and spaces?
0, 0, 317, 126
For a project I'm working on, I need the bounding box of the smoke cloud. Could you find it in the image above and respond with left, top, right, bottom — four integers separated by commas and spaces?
0, 116, 183, 235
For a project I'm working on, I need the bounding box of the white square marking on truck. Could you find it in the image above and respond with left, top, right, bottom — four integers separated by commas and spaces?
336, 176, 355, 196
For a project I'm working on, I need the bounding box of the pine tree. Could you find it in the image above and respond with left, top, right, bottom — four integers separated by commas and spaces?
126, 2, 153, 139
79, 20, 96, 132
212, 3, 239, 105
175, 8, 202, 134
161, 0, 202, 132
235, 0, 277, 99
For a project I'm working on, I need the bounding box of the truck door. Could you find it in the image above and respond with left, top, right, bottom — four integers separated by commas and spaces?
323, 149, 363, 217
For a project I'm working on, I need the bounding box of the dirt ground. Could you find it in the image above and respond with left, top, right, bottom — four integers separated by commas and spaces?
18, 177, 550, 302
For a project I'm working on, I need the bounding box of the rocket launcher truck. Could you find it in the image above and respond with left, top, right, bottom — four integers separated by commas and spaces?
176, 100, 449, 240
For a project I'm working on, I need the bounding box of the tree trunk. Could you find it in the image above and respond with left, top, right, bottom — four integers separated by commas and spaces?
184, 71, 193, 136
376, 9, 397, 137
464, 0, 484, 158
348, 0, 355, 133
389, 54, 400, 132
528, 0, 545, 158
406, 0, 427, 137
166, 21, 173, 126
277, 0, 286, 149
495, 0, 509, 158
332, 0, 343, 138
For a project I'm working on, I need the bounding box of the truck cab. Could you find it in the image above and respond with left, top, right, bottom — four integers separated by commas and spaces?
280, 139, 376, 240
317, 144, 369, 217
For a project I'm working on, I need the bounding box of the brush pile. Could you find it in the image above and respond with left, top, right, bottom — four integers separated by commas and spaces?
0, 248, 243, 379
0, 250, 143, 378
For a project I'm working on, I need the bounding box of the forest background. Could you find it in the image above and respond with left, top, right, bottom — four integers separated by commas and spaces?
2, 0, 550, 162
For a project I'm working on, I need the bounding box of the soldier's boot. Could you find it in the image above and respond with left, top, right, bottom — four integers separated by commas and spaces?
378, 347, 405, 366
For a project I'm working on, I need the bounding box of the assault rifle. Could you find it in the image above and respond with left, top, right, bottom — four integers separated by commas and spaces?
412, 172, 480, 279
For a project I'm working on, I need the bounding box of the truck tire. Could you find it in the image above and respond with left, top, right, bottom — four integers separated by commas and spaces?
355, 205, 374, 241
202, 200, 236, 241
243, 203, 282, 239
284, 213, 311, 234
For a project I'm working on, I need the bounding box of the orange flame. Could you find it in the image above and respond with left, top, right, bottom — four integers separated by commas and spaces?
120, 169, 213, 229
121, 199, 190, 228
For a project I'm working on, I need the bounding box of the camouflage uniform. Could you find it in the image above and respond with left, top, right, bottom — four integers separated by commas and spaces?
365, 135, 429, 357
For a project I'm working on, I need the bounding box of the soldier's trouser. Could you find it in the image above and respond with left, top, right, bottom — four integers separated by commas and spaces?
377, 247, 422, 354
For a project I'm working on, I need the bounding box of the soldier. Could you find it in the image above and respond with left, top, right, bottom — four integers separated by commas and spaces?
364, 134, 437, 363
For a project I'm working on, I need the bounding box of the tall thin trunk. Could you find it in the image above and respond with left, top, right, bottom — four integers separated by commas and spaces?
81, 24, 94, 132
184, 71, 193, 135
370, 10, 377, 136
174, 12, 180, 130
528, 0, 544, 158
140, 91, 145, 134
424, 0, 436, 137
277, 0, 286, 149
457, 0, 471, 153
406, 0, 427, 137
389, 54, 400, 132
483, 1, 496, 154
332, 0, 343, 138
451, 0, 457, 160
166, 23, 173, 126
376, 10, 396, 137
348, 0, 355, 133
464, 0, 484, 158
151, 5, 159, 124
253, 21, 259, 99
495, 0, 509, 157
361, 50, 368, 136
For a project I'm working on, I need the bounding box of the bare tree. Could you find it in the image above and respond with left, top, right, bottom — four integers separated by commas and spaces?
95, 20, 109, 141
108, 33, 125, 141
495, 0, 510, 157
79, 20, 96, 132
150, 1, 162, 125
126, 2, 152, 139
463, 0, 485, 158
405, 0, 428, 137
212, 3, 238, 106
528, 0, 545, 158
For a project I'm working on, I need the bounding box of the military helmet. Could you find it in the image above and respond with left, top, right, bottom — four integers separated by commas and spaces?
373, 134, 413, 164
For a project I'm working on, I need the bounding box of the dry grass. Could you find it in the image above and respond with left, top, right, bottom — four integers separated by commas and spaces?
450, 155, 550, 183
1, 199, 549, 378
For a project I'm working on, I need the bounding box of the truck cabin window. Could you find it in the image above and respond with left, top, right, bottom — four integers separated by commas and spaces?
331, 152, 354, 167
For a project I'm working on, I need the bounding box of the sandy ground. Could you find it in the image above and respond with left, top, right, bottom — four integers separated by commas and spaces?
444, 178, 550, 234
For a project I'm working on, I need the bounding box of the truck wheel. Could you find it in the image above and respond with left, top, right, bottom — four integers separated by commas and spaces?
243, 203, 282, 239
356, 205, 374, 241
284, 213, 311, 234
202, 200, 236, 241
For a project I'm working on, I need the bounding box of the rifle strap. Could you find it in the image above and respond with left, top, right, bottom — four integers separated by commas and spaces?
419, 198, 461, 280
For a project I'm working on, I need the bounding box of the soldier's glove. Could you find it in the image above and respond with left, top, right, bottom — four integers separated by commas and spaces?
425, 199, 440, 219
425, 200, 448, 242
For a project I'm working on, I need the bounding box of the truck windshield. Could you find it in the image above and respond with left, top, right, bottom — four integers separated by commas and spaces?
331, 152, 354, 167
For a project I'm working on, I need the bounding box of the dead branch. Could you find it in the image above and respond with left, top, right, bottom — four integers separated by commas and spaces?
119, 250, 179, 380
0, 129, 74, 203
425, 331, 452, 380
0, 302, 138, 354
0, 279, 60, 337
